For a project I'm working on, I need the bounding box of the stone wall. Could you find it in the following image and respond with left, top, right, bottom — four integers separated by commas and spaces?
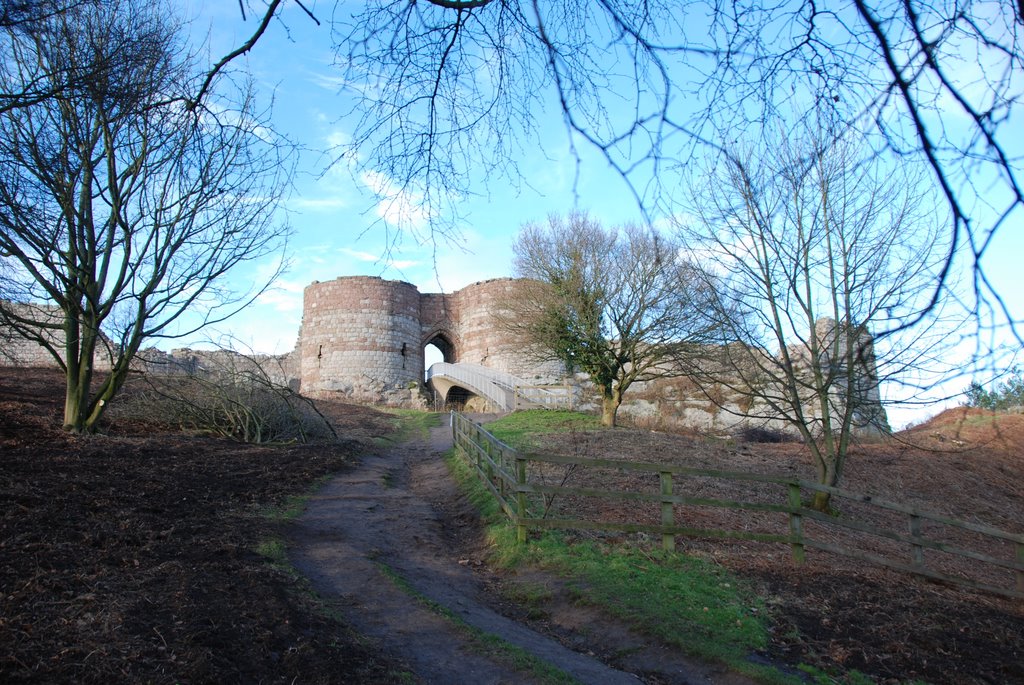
4, 281, 889, 436
568, 321, 889, 437
1, 300, 297, 388
1, 301, 115, 370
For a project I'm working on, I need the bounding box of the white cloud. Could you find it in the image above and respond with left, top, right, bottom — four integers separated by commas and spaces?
325, 129, 351, 149
257, 276, 305, 313
338, 247, 420, 272
339, 247, 381, 262
290, 196, 349, 212
359, 169, 430, 230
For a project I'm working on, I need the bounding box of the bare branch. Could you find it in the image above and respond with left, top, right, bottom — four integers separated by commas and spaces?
0, 0, 294, 431
190, 0, 286, 109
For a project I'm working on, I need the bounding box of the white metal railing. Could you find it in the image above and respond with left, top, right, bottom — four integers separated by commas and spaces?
427, 362, 572, 411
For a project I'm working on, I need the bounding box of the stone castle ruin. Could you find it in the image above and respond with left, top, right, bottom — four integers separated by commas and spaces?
296, 276, 887, 434
298, 276, 563, 406
2, 275, 888, 434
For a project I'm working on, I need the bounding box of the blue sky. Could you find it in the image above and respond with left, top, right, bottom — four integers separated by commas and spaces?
178, 2, 1022, 425
182, 1, 649, 355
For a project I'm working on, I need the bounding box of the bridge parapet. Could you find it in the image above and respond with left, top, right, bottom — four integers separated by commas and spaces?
427, 362, 572, 412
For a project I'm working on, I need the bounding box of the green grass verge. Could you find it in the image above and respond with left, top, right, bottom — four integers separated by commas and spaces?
375, 562, 579, 685
377, 409, 443, 445
449, 410, 909, 684
445, 414, 800, 685
254, 536, 289, 566
484, 409, 601, 451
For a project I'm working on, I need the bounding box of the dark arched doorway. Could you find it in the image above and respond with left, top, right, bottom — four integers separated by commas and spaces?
424, 332, 455, 361
423, 332, 457, 409
443, 385, 476, 411
423, 332, 456, 378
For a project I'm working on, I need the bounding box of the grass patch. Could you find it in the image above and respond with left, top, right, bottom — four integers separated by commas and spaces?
259, 472, 336, 523
375, 562, 579, 685
797, 664, 893, 685
485, 410, 601, 450
445, 443, 797, 684
377, 409, 443, 445
254, 537, 289, 565
500, 580, 556, 620
263, 492, 313, 523
517, 537, 769, 660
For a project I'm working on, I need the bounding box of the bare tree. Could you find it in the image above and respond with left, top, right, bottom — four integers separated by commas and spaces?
503, 213, 718, 427
323, 1, 1020, 325
195, 2, 1020, 335
680, 130, 954, 511
0, 0, 293, 432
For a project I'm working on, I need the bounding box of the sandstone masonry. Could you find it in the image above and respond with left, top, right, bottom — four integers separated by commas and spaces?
2, 276, 889, 435
298, 276, 561, 406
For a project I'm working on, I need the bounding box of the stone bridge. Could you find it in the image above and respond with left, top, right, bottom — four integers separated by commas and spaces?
426, 362, 573, 412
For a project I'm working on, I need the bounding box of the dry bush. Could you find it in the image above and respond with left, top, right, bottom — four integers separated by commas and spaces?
115, 351, 335, 444
734, 426, 799, 444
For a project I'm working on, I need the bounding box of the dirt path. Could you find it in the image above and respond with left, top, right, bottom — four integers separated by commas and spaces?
288, 420, 757, 684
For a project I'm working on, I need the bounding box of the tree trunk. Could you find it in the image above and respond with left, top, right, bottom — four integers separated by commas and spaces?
811, 456, 837, 512
600, 386, 622, 427
82, 362, 129, 432
62, 311, 100, 432
63, 373, 87, 432
810, 489, 832, 513
62, 314, 88, 432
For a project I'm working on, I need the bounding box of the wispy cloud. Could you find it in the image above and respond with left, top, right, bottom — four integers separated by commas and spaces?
359, 170, 430, 230
339, 247, 380, 262
339, 247, 419, 271
290, 196, 349, 211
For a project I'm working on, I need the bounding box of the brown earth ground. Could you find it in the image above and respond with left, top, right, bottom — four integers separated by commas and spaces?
2, 366, 1022, 683
524, 410, 1024, 684
0, 367, 405, 683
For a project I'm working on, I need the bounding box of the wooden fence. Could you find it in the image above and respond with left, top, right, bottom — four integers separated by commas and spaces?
451, 412, 1024, 600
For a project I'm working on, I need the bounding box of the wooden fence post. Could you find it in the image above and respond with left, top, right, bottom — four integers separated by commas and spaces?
497, 443, 507, 501
483, 438, 493, 485
788, 483, 805, 564
474, 424, 482, 472
660, 471, 675, 552
516, 457, 528, 543
909, 514, 924, 567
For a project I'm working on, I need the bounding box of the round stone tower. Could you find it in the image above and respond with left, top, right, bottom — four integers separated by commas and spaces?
300, 276, 424, 404
448, 278, 561, 381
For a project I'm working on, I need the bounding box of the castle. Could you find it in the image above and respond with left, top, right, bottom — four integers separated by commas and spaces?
298, 276, 562, 405
295, 276, 888, 434
2, 275, 888, 434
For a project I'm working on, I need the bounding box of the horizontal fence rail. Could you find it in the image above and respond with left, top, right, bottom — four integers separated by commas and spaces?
451, 412, 1024, 600
513, 384, 575, 411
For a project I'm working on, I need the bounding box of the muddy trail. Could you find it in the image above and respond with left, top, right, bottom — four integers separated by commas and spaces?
288, 419, 757, 685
